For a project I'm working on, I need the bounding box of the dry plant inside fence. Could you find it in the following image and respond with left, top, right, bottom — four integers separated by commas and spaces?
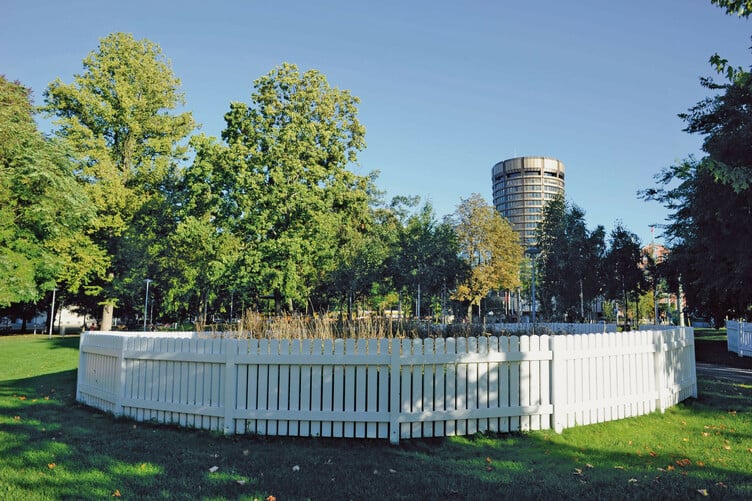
197, 310, 547, 340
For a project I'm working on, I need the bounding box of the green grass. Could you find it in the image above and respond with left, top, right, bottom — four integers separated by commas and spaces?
1, 335, 751, 500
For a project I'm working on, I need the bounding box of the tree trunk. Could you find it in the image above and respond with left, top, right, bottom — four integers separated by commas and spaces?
101, 303, 114, 331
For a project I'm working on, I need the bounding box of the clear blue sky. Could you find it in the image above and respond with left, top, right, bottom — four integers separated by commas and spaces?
3, 0, 750, 245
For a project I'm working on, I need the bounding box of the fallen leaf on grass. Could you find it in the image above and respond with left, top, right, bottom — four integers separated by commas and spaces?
697, 489, 709, 497
112, 490, 121, 497
614, 466, 625, 470
209, 466, 219, 473
236, 480, 246, 486
389, 469, 397, 474
675, 458, 691, 467
47, 463, 56, 470
265, 496, 276, 501
292, 465, 300, 472
573, 468, 583, 476
18, 396, 26, 401
715, 481, 727, 488
13, 416, 20, 421
585, 463, 594, 469
628, 478, 638, 484
242, 449, 250, 456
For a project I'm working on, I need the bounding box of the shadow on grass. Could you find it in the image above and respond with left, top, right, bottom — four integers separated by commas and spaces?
1, 369, 751, 500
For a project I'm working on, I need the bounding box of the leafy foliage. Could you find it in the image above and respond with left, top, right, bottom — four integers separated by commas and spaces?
43, 33, 195, 320
643, 158, 752, 320
207, 63, 370, 313
0, 76, 105, 308
603, 223, 649, 324
451, 194, 523, 319
536, 194, 606, 321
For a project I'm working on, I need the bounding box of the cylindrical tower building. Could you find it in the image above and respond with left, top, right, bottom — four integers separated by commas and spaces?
491, 156, 565, 247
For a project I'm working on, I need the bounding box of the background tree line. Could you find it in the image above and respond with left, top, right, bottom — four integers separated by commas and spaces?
0, 33, 526, 329
4, 0, 751, 330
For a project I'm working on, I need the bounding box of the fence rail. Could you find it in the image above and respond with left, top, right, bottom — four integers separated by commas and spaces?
77, 328, 696, 444
726, 320, 752, 357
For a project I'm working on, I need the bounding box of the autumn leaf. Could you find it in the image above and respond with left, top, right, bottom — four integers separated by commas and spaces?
19, 396, 26, 401
112, 490, 121, 497
13, 416, 20, 421
675, 458, 691, 467
266, 495, 277, 501
47, 463, 56, 469
697, 489, 709, 497
209, 466, 219, 473
573, 468, 583, 476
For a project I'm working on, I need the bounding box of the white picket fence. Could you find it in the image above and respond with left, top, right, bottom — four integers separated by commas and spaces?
726, 320, 752, 357
76, 329, 697, 444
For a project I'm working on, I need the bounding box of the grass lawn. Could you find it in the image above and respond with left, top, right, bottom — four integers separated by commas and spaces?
1, 334, 750, 500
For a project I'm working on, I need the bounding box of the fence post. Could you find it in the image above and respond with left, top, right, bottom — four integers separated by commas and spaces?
550, 335, 567, 433
223, 338, 237, 435
652, 330, 667, 413
76, 333, 87, 403
114, 334, 127, 417
389, 338, 400, 445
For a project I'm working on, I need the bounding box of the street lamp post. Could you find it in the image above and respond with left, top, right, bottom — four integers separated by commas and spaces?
48, 288, 58, 338
144, 279, 153, 331
526, 247, 539, 329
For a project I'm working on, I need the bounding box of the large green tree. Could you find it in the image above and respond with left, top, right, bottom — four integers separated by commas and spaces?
603, 223, 648, 326
643, 157, 752, 321
386, 201, 466, 319
536, 194, 606, 321
640, 1, 752, 321
43, 33, 195, 327
0, 76, 106, 319
212, 63, 370, 313
451, 193, 523, 320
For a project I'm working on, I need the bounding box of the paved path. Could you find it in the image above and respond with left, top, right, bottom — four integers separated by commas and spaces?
696, 362, 752, 385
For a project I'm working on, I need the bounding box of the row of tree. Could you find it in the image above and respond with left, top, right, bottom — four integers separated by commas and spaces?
1, 33, 528, 329
4, 0, 750, 329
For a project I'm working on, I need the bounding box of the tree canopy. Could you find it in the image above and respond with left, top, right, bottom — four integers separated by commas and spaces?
0, 76, 105, 309
535, 194, 606, 321
43, 33, 195, 324
451, 194, 523, 319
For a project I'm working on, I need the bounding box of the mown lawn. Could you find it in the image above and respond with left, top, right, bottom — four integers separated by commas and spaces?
1, 334, 750, 500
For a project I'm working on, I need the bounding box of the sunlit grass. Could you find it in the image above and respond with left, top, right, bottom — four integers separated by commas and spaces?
1, 334, 751, 499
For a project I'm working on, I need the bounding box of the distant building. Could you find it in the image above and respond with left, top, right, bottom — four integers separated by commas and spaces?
492, 156, 565, 247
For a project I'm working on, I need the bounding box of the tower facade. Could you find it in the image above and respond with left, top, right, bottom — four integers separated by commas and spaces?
492, 156, 565, 247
